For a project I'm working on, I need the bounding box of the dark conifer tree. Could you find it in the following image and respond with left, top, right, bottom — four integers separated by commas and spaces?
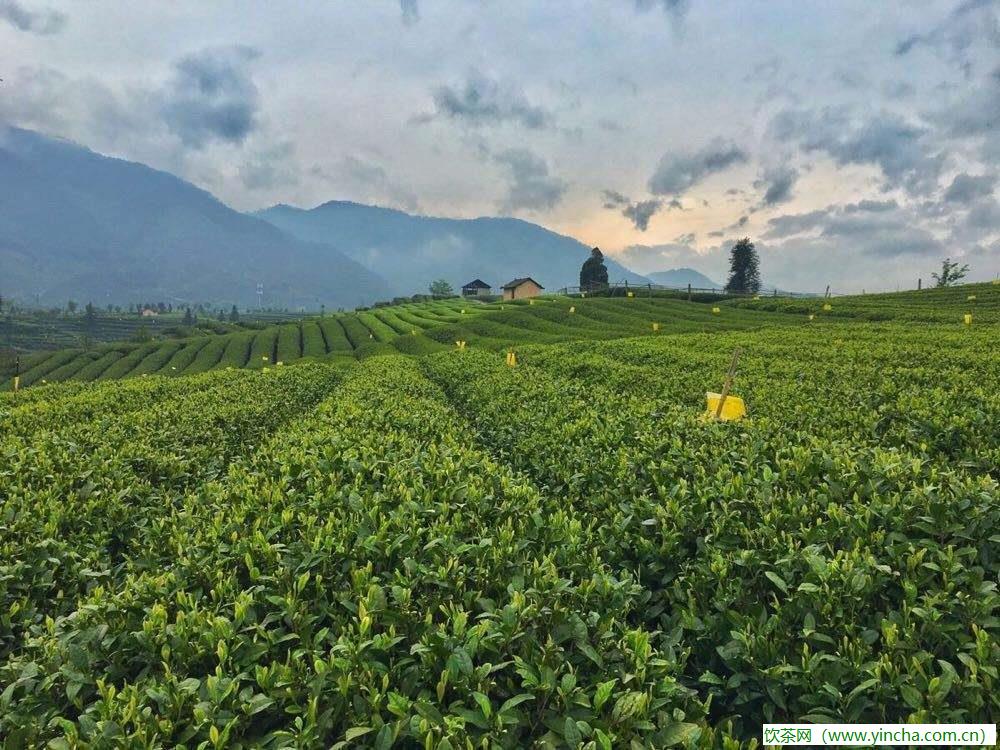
724, 237, 761, 294
580, 247, 609, 291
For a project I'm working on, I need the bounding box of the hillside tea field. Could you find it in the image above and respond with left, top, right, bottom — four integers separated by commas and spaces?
0, 297, 998, 747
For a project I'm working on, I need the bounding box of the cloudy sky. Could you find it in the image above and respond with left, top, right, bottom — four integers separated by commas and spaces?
1, 0, 997, 291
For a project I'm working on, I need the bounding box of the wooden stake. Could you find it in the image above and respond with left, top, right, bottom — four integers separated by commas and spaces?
715, 348, 741, 419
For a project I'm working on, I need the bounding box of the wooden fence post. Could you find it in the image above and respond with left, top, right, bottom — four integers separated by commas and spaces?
715, 348, 741, 419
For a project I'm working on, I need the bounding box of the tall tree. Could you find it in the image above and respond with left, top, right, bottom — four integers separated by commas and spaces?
931, 258, 970, 287
84, 302, 97, 330
183, 307, 195, 326
580, 247, 609, 291
229, 304, 240, 323
429, 279, 454, 296
724, 237, 761, 294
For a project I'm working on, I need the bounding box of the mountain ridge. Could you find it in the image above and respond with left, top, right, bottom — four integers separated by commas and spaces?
255, 201, 650, 294
0, 126, 392, 308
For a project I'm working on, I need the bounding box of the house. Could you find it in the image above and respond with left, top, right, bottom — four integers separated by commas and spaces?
501, 277, 544, 301
140, 308, 159, 317
461, 279, 492, 297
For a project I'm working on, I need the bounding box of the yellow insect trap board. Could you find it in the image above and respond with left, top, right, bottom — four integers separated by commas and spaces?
505, 351, 517, 367
964, 314, 972, 326
627, 291, 634, 298
823, 303, 832, 311
705, 391, 746, 421
652, 322, 660, 331
712, 307, 721, 314
569, 306, 575, 313
455, 340, 467, 349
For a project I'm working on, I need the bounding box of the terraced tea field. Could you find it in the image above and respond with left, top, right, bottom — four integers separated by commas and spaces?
1, 296, 798, 390
1, 285, 998, 747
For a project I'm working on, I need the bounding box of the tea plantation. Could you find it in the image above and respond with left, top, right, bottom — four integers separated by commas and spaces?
0, 285, 998, 747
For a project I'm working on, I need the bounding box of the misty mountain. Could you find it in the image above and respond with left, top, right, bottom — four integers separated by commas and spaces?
255, 201, 650, 295
0, 126, 392, 308
646, 268, 722, 289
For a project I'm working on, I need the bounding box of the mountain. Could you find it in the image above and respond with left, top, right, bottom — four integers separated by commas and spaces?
0, 126, 392, 308
646, 268, 722, 289
255, 201, 650, 295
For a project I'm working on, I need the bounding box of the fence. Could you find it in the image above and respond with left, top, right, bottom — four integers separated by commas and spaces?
557, 281, 825, 299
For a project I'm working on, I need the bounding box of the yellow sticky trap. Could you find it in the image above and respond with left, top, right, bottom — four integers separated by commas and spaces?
455, 340, 466, 350
263, 366, 270, 372
823, 303, 832, 311
262, 355, 269, 361
808, 314, 815, 321
627, 291, 634, 298
529, 299, 534, 305
705, 392, 746, 421
581, 292, 586, 298
412, 329, 417, 335
569, 306, 575, 313
461, 309, 466, 314
506, 351, 517, 367
712, 307, 721, 314
652, 322, 660, 331
967, 295, 977, 301
276, 361, 284, 366
964, 314, 972, 326
753, 295, 760, 300
369, 333, 374, 339
12, 376, 19, 392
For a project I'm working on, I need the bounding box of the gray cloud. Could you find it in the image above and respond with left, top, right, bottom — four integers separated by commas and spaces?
0, 0, 65, 34
943, 172, 996, 203
843, 198, 899, 213
895, 0, 999, 69
648, 138, 748, 195
754, 165, 798, 206
764, 209, 831, 238
632, 0, 690, 28
766, 201, 946, 259
400, 0, 419, 25
770, 108, 944, 195
494, 148, 567, 213
966, 198, 1000, 230
161, 46, 261, 148
602, 190, 663, 231
934, 67, 1000, 164
239, 141, 298, 191
882, 80, 915, 100
430, 71, 551, 129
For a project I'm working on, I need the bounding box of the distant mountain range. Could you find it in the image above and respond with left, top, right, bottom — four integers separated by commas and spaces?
0, 127, 391, 308
646, 268, 722, 289
255, 201, 650, 295
0, 126, 651, 308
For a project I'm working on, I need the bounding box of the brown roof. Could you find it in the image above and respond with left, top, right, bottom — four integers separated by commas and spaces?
501, 277, 544, 290
462, 279, 491, 289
